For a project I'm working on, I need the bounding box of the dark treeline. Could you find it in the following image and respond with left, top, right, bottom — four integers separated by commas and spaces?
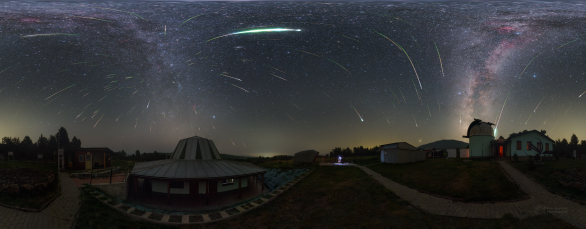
0, 127, 81, 161
224, 154, 293, 165
328, 146, 381, 157
113, 150, 169, 162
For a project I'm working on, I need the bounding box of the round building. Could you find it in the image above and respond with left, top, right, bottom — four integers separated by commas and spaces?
128, 136, 267, 210
463, 119, 495, 158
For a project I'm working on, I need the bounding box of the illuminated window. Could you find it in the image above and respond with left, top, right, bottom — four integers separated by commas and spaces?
546, 143, 549, 151
223, 179, 234, 186
516, 141, 522, 150
527, 142, 531, 150
170, 181, 184, 189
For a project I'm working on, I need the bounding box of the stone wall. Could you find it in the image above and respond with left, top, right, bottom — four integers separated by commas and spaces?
91, 182, 127, 200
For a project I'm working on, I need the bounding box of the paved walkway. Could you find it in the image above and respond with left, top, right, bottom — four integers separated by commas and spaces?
71, 173, 126, 188
0, 172, 81, 229
355, 162, 586, 229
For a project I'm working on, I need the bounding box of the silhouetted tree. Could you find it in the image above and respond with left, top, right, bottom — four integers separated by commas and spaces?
570, 134, 579, 151
20, 136, 34, 159
56, 127, 70, 149
135, 150, 141, 162
71, 136, 82, 148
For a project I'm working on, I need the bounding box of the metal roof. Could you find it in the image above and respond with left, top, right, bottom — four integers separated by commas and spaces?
169, 136, 222, 160
131, 159, 266, 179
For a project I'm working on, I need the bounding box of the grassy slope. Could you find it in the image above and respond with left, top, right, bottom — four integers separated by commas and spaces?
75, 187, 178, 229
508, 159, 586, 202
368, 159, 527, 202
179, 166, 572, 229
0, 161, 59, 209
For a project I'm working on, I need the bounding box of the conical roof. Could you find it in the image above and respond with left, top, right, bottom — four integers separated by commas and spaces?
169, 136, 222, 160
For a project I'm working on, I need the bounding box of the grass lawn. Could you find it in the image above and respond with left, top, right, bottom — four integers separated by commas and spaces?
345, 155, 380, 165
368, 159, 527, 202
0, 161, 59, 210
176, 166, 572, 228
75, 188, 178, 229
508, 159, 586, 203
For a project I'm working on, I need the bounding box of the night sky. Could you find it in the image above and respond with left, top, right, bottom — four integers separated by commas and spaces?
1, 1, 585, 156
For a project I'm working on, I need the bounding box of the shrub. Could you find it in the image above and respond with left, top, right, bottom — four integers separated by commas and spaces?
534, 154, 540, 161
527, 157, 536, 171
513, 153, 518, 162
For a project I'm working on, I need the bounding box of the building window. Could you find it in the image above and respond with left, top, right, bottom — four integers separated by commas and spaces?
78, 155, 83, 162
527, 142, 532, 150
546, 143, 550, 151
170, 181, 184, 189
537, 142, 542, 151
223, 179, 234, 186
516, 141, 522, 150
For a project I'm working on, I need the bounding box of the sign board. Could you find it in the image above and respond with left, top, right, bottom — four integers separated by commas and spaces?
8, 152, 13, 156
58, 149, 64, 156
38, 154, 43, 159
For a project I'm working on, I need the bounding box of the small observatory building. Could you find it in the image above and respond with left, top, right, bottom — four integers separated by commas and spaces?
463, 119, 495, 158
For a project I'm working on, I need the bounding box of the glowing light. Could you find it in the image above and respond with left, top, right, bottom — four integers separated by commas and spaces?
206, 28, 301, 42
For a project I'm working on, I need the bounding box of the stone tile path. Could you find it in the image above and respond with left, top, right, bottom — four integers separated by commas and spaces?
354, 162, 586, 229
0, 172, 80, 229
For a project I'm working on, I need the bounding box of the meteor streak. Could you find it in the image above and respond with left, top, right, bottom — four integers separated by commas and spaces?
557, 38, 580, 49
285, 112, 294, 121
534, 96, 545, 112
147, 101, 150, 109
21, 33, 79, 38
579, 91, 586, 98
399, 88, 406, 103
230, 138, 235, 145
389, 88, 400, 103
434, 42, 445, 77
45, 84, 75, 100
242, 139, 247, 148
270, 73, 287, 81
219, 73, 242, 81
374, 31, 422, 89
231, 84, 249, 92
71, 16, 111, 23
427, 105, 431, 117
325, 58, 351, 74
412, 79, 423, 105
265, 65, 285, 73
413, 114, 418, 127
206, 28, 301, 42
519, 52, 541, 77
494, 91, 510, 136
525, 114, 532, 124
351, 106, 364, 122
192, 105, 198, 114
179, 14, 203, 27
94, 114, 104, 127
116, 115, 121, 121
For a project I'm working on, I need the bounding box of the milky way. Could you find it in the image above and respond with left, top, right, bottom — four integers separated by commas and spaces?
1, 2, 585, 156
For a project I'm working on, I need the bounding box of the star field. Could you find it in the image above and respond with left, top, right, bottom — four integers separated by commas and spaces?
1, 1, 586, 156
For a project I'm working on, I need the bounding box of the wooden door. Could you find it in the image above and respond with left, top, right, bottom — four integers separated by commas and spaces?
209, 180, 217, 194
499, 146, 503, 156
85, 153, 92, 170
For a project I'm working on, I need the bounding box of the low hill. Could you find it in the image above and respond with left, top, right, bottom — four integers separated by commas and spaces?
418, 139, 468, 150
220, 154, 250, 160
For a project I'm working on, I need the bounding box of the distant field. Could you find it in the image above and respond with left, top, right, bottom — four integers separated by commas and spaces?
508, 159, 586, 203
368, 159, 527, 202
